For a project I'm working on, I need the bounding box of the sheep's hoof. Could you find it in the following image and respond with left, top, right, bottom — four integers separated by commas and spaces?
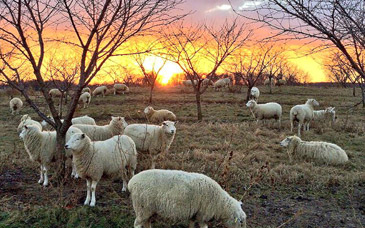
122, 187, 127, 192
84, 201, 90, 206
38, 179, 43, 184
90, 202, 95, 207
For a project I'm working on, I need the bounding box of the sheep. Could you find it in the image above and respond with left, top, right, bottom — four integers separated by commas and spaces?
144, 106, 176, 124
82, 87, 91, 94
17, 114, 42, 134
48, 88, 62, 98
214, 78, 231, 91
313, 107, 336, 127
41, 115, 96, 129
113, 83, 130, 95
92, 85, 107, 97
246, 100, 282, 128
10, 97, 23, 115
202, 78, 214, 86
276, 79, 287, 86
65, 133, 137, 206
128, 169, 247, 228
78, 92, 91, 109
249, 87, 260, 101
264, 78, 275, 86
124, 121, 176, 169
290, 99, 319, 137
280, 135, 348, 165
182, 80, 197, 87
19, 125, 82, 186
72, 116, 127, 141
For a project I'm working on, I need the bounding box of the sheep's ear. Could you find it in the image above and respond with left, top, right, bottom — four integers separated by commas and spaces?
118, 117, 121, 120
162, 122, 167, 126
24, 125, 28, 129
81, 133, 85, 139
174, 121, 178, 125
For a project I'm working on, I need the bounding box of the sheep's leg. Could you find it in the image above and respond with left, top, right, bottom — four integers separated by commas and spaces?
38, 165, 44, 184
143, 220, 152, 228
306, 122, 310, 131
84, 179, 91, 206
150, 154, 156, 169
297, 123, 302, 137
134, 215, 151, 228
198, 223, 208, 228
189, 221, 196, 228
43, 165, 49, 187
278, 118, 281, 129
71, 161, 79, 179
90, 180, 98, 207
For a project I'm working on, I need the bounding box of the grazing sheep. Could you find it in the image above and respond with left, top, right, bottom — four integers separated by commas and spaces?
73, 116, 127, 141
246, 100, 282, 128
19, 125, 82, 186
128, 169, 247, 228
280, 135, 348, 164
48, 88, 62, 98
290, 99, 319, 137
214, 78, 231, 91
92, 86, 107, 97
17, 114, 42, 134
144, 106, 176, 124
202, 78, 214, 86
78, 92, 91, 109
182, 80, 197, 87
276, 79, 287, 86
82, 87, 91, 94
264, 78, 275, 86
313, 107, 336, 127
124, 121, 176, 169
41, 115, 96, 129
65, 133, 137, 206
113, 83, 129, 95
10, 97, 23, 115
249, 87, 260, 101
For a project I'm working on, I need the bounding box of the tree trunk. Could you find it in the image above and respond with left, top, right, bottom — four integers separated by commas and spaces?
196, 92, 202, 121
269, 78, 272, 94
353, 84, 356, 97
246, 86, 252, 102
361, 86, 365, 108
55, 131, 67, 185
149, 84, 154, 104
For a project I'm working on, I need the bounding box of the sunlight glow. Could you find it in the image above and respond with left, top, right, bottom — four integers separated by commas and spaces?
142, 56, 183, 85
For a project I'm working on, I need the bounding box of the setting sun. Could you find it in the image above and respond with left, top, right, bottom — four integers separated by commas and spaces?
142, 56, 183, 85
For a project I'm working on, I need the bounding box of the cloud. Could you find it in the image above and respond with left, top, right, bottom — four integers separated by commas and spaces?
238, 1, 265, 10
206, 4, 232, 13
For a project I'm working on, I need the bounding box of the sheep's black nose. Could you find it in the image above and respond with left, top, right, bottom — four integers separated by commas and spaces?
171, 130, 175, 134
64, 145, 69, 149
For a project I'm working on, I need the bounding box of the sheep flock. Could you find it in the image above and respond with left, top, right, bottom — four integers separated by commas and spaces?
5, 80, 357, 228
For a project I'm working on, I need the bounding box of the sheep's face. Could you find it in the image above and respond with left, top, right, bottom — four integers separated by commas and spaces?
307, 99, 319, 107
65, 133, 86, 151
226, 201, 247, 228
280, 137, 293, 147
325, 107, 336, 123
19, 125, 36, 139
41, 116, 52, 127
246, 100, 256, 108
144, 106, 153, 114
111, 116, 128, 130
162, 121, 176, 135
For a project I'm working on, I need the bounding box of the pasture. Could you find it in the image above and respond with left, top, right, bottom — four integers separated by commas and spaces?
0, 85, 364, 227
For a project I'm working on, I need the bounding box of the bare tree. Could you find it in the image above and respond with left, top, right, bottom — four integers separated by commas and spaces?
161, 19, 250, 120
0, 0, 185, 181
231, 0, 365, 106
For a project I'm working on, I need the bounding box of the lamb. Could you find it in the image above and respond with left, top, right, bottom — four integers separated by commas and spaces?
78, 92, 91, 109
276, 79, 287, 86
113, 83, 130, 95
214, 78, 231, 91
65, 133, 137, 206
17, 114, 42, 134
313, 107, 336, 127
48, 88, 62, 98
264, 78, 275, 86
128, 169, 247, 228
41, 115, 96, 129
19, 125, 82, 186
10, 97, 23, 115
144, 106, 177, 124
182, 80, 197, 87
246, 100, 282, 128
290, 98, 319, 137
124, 121, 176, 169
280, 135, 348, 165
82, 87, 91, 94
249, 87, 260, 101
202, 78, 214, 86
92, 85, 107, 97
73, 116, 127, 141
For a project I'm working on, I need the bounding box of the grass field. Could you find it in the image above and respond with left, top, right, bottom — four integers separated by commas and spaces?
0, 85, 364, 228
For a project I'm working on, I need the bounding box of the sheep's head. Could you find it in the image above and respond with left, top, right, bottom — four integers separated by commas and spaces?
225, 201, 247, 228
161, 121, 176, 135
246, 100, 256, 108
65, 133, 87, 151
325, 107, 336, 123
306, 99, 319, 107
19, 125, 37, 139
111, 116, 128, 131
20, 114, 30, 122
144, 106, 153, 114
280, 135, 301, 147
41, 115, 52, 127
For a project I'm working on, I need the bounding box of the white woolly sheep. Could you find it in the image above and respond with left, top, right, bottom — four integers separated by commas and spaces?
17, 114, 42, 134
41, 115, 96, 129
214, 78, 231, 91
10, 97, 23, 115
249, 87, 260, 101
73, 116, 127, 141
113, 83, 130, 95
78, 92, 91, 109
82, 87, 91, 94
313, 107, 336, 127
290, 99, 319, 137
264, 78, 275, 86
65, 133, 137, 206
280, 135, 348, 164
49, 88, 62, 98
128, 169, 247, 228
19, 125, 82, 186
182, 80, 197, 87
144, 106, 176, 124
276, 79, 287, 86
202, 78, 214, 86
124, 121, 176, 169
92, 86, 107, 97
246, 100, 282, 128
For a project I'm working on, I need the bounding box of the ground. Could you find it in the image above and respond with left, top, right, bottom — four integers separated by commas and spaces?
0, 85, 364, 228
